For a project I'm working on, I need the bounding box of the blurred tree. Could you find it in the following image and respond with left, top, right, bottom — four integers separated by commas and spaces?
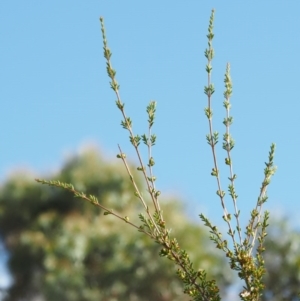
262, 218, 300, 301
0, 147, 231, 301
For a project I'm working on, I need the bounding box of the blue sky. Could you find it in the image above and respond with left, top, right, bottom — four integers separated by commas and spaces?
1, 1, 300, 225
1, 0, 300, 288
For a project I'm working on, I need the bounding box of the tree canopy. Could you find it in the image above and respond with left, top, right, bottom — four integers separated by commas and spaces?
262, 218, 300, 301
0, 148, 231, 301
0, 148, 299, 300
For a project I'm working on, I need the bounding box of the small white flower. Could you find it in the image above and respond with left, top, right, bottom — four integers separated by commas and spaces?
240, 290, 250, 298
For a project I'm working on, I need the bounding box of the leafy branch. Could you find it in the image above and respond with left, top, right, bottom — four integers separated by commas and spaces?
201, 9, 276, 301
35, 9, 281, 301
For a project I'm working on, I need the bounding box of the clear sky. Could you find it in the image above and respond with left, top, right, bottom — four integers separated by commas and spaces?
1, 0, 300, 290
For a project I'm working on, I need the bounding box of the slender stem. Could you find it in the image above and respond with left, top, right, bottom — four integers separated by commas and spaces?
146, 113, 161, 214
223, 63, 242, 245
100, 18, 162, 217
117, 145, 161, 234
249, 145, 276, 253
204, 12, 237, 249
35, 179, 154, 238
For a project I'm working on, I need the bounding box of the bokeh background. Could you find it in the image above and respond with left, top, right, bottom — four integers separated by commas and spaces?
1, 1, 300, 300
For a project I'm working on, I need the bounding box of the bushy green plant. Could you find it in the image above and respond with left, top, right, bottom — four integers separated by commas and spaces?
36, 9, 299, 301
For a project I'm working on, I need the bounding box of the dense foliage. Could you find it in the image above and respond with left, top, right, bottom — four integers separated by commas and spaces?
262, 219, 300, 301
0, 148, 231, 301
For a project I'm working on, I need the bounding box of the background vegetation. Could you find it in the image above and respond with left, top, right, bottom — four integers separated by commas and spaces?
0, 148, 299, 300
0, 148, 231, 301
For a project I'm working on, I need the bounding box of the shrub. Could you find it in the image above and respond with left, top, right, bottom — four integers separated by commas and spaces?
36, 9, 298, 301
